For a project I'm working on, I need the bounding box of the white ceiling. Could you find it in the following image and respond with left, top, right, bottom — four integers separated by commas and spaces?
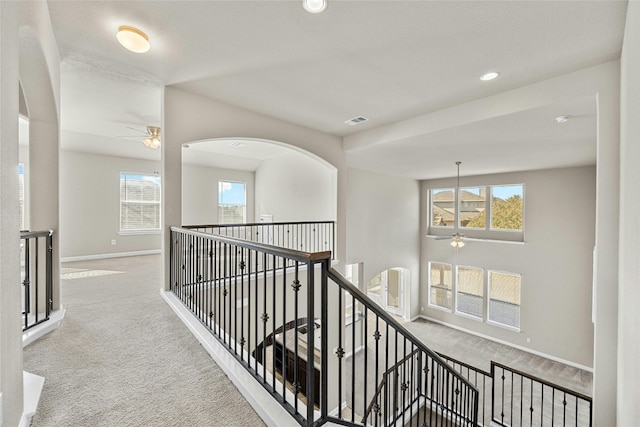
46, 0, 627, 178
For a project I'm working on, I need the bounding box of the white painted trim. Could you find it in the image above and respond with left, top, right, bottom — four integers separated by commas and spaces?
61, 249, 160, 263
21, 371, 45, 427
419, 315, 593, 372
161, 290, 302, 427
22, 308, 65, 347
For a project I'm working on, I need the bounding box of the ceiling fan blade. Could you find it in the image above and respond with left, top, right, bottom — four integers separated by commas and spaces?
126, 126, 149, 135
435, 236, 453, 240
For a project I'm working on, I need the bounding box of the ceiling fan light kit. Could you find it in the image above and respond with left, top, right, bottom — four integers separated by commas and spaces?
143, 126, 161, 149
302, 0, 327, 14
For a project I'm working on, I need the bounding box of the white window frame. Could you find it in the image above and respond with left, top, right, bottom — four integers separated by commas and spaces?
428, 183, 525, 242
218, 180, 247, 224
428, 261, 453, 312
119, 172, 161, 234
487, 270, 522, 331
454, 265, 484, 321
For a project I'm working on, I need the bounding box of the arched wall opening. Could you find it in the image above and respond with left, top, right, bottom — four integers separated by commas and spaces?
181, 137, 337, 227
162, 86, 347, 291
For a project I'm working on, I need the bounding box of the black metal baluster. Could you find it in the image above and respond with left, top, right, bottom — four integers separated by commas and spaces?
350, 294, 356, 423
262, 251, 268, 381
540, 384, 544, 426
530, 378, 534, 426
22, 237, 30, 329
305, 259, 315, 423
511, 370, 514, 426
363, 306, 368, 421
337, 288, 343, 420
271, 254, 277, 392
281, 258, 287, 401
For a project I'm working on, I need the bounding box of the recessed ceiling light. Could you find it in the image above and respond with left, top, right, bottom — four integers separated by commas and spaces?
480, 71, 500, 81
302, 0, 327, 14
555, 115, 571, 123
116, 25, 150, 53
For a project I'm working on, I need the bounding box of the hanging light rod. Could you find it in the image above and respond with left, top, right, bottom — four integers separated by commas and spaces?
452, 161, 464, 248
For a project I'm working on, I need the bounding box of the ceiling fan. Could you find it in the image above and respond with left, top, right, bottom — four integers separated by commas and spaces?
117, 125, 161, 149
436, 161, 466, 248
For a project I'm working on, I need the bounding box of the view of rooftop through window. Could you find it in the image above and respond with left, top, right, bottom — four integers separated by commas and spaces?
430, 184, 524, 233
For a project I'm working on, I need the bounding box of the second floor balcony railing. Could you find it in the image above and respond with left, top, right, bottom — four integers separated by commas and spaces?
169, 225, 479, 426
184, 221, 335, 259
21, 229, 53, 331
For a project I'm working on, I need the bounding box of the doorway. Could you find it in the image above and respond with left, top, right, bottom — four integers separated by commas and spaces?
367, 267, 407, 316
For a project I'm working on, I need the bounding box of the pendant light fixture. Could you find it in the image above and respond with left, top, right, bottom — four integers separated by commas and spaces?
450, 161, 465, 248
435, 161, 466, 248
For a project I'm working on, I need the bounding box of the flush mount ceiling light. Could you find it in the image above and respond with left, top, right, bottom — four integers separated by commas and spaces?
116, 25, 150, 53
555, 115, 571, 123
480, 71, 500, 81
302, 0, 327, 14
142, 126, 161, 149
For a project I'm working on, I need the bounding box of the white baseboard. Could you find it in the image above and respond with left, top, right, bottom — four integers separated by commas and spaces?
61, 249, 160, 263
161, 291, 303, 427
20, 371, 45, 427
418, 315, 593, 373
23, 308, 66, 347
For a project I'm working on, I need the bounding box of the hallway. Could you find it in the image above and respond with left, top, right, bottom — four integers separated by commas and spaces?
23, 254, 265, 426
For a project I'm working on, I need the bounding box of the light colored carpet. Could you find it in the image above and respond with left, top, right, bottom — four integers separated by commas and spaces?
23, 254, 265, 427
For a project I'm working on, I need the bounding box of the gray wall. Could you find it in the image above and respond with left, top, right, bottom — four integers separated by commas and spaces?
346, 168, 421, 319
182, 163, 255, 226
60, 150, 161, 259
255, 151, 336, 223
421, 166, 596, 368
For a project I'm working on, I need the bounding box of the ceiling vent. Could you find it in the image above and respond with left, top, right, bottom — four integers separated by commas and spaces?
344, 116, 369, 126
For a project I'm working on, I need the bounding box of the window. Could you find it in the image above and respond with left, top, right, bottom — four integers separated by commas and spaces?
459, 187, 486, 229
431, 189, 455, 227
218, 181, 246, 224
429, 262, 452, 310
120, 173, 161, 232
488, 271, 521, 329
456, 266, 483, 319
490, 185, 523, 231
429, 183, 524, 240
18, 164, 25, 230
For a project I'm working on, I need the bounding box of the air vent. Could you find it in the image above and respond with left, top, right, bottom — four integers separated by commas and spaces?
344, 116, 369, 126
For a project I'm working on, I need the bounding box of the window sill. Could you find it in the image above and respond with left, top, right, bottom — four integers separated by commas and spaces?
426, 235, 525, 245
118, 230, 161, 236
487, 319, 521, 333
427, 304, 453, 313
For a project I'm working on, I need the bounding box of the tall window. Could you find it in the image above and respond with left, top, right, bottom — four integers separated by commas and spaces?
488, 271, 521, 329
456, 266, 483, 319
120, 173, 161, 232
218, 181, 246, 224
429, 262, 452, 310
18, 164, 25, 230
